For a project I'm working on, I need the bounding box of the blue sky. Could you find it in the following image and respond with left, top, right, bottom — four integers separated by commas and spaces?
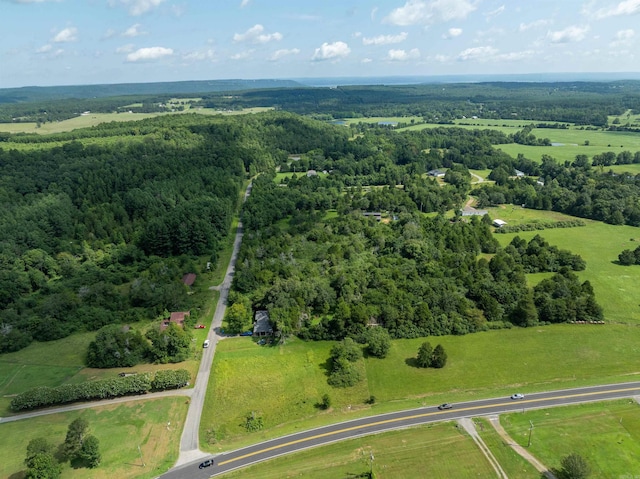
1, 0, 639, 88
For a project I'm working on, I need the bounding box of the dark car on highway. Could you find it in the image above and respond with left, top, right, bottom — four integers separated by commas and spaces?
199, 459, 214, 469
438, 403, 453, 410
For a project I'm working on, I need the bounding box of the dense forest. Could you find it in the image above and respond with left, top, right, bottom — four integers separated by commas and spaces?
0, 112, 348, 353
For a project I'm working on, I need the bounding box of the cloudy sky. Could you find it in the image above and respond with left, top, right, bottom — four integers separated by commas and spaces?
1, 0, 639, 88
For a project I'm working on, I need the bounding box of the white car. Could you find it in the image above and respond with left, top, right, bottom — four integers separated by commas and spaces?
511, 393, 525, 400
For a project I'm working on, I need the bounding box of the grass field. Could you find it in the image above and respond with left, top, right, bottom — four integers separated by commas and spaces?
488, 205, 640, 324
201, 321, 640, 452
0, 397, 188, 479
220, 421, 498, 479
500, 400, 640, 477
0, 107, 274, 135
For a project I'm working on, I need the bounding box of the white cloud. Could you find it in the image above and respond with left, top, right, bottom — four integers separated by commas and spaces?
434, 54, 450, 62
386, 48, 421, 61
495, 50, 535, 61
593, 0, 640, 18
384, 0, 477, 26
457, 45, 498, 61
240, 0, 250, 6
108, 0, 165, 16
102, 28, 117, 39
485, 5, 504, 19
52, 27, 77, 43
116, 43, 135, 53
362, 57, 373, 63
183, 49, 215, 61
547, 25, 589, 43
362, 32, 408, 45
371, 7, 378, 20
269, 48, 300, 61
312, 41, 350, 61
233, 24, 282, 44
519, 19, 551, 32
122, 23, 146, 37
36, 44, 52, 53
126, 46, 173, 61
610, 28, 635, 47
230, 50, 254, 60
442, 27, 463, 39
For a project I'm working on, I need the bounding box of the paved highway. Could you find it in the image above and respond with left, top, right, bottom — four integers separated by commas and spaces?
161, 381, 640, 478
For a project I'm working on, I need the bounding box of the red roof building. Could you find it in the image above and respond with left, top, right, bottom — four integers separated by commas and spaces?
182, 273, 196, 287
160, 311, 190, 331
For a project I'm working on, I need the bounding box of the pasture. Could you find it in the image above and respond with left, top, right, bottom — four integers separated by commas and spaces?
501, 399, 640, 478
0, 397, 188, 479
201, 322, 640, 452
488, 206, 640, 324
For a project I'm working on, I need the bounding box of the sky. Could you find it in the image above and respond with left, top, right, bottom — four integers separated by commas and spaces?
1, 0, 640, 88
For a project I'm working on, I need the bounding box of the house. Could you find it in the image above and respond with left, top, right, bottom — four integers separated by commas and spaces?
253, 310, 273, 337
161, 311, 190, 331
182, 273, 196, 287
492, 219, 508, 228
428, 169, 446, 178
362, 212, 382, 221
306, 170, 318, 177
514, 169, 525, 177
461, 208, 489, 217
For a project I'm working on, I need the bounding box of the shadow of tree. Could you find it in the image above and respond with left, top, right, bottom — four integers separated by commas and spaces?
405, 357, 420, 368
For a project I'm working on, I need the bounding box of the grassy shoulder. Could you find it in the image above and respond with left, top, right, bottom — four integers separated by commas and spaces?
219, 421, 497, 479
475, 417, 539, 479
0, 397, 188, 479
500, 399, 640, 477
200, 323, 640, 452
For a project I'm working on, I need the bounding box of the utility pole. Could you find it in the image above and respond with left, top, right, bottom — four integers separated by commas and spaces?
527, 421, 534, 447
370, 451, 374, 477
138, 445, 146, 467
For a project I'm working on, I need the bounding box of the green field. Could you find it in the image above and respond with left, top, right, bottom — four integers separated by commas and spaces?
488, 206, 640, 324
220, 420, 498, 479
201, 322, 640, 452
0, 107, 274, 135
501, 400, 640, 477
0, 397, 188, 479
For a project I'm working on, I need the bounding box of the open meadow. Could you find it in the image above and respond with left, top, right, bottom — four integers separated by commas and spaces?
501, 399, 640, 478
219, 420, 500, 479
0, 397, 188, 479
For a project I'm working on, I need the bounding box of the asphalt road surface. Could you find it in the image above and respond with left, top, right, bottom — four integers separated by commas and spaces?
162, 381, 640, 478
176, 182, 251, 466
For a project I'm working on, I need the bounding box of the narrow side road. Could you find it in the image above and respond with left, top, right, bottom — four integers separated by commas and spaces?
175, 181, 252, 466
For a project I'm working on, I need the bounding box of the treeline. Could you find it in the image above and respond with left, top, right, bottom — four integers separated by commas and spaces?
10, 369, 190, 411
2, 112, 351, 353
476, 155, 640, 226
232, 170, 600, 341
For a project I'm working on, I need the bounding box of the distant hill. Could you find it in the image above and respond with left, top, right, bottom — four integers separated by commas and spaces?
0, 79, 303, 104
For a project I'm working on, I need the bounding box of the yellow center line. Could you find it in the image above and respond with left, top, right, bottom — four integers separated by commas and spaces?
217, 385, 640, 466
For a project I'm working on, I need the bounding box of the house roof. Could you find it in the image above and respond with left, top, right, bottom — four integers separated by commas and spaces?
182, 273, 196, 286
161, 311, 190, 331
254, 310, 273, 334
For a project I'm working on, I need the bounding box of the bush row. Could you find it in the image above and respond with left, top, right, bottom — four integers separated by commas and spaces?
11, 369, 190, 411
495, 219, 585, 234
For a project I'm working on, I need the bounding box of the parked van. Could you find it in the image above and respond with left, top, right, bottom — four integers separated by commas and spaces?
203, 339, 210, 348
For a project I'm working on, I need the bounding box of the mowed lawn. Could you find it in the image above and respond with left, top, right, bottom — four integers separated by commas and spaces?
220, 421, 498, 479
0, 397, 188, 479
500, 400, 640, 478
202, 323, 640, 452
488, 206, 640, 324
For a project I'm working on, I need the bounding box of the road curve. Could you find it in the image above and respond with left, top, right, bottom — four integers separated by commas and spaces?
161, 381, 640, 478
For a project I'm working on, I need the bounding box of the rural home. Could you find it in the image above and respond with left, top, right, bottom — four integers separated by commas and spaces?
161, 311, 190, 331
427, 169, 446, 178
182, 273, 196, 287
253, 310, 273, 337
